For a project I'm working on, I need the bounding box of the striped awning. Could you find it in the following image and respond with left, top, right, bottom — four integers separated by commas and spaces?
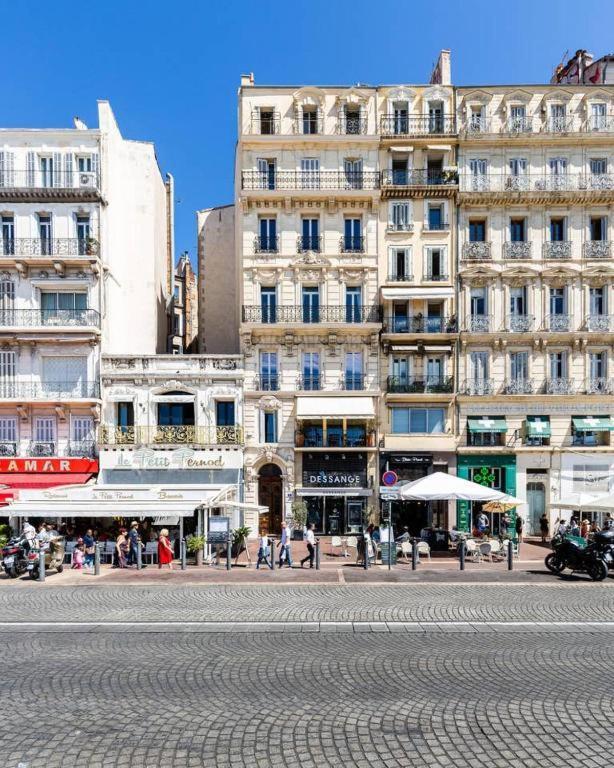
526, 416, 551, 437
572, 416, 614, 432
467, 416, 507, 433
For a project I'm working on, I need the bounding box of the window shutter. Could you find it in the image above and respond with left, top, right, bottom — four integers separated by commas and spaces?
0, 351, 16, 397
26, 151, 35, 186
0, 151, 4, 186
64, 153, 73, 188
0, 417, 16, 443
92, 152, 99, 186
53, 151, 62, 187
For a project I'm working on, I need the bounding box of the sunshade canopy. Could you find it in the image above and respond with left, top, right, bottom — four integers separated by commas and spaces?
467, 416, 507, 433
398, 472, 515, 502
572, 416, 614, 431
526, 416, 551, 437
550, 493, 608, 511
587, 494, 614, 511
296, 397, 374, 419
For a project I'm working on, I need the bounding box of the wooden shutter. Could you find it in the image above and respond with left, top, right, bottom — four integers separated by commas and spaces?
64, 153, 73, 188
26, 151, 35, 186
53, 151, 62, 187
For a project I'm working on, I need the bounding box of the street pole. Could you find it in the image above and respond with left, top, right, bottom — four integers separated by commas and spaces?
226, 530, 232, 571
181, 538, 187, 571
411, 538, 417, 571
94, 543, 101, 576
459, 539, 466, 571
315, 540, 320, 570
137, 541, 142, 570
38, 549, 45, 582
363, 534, 369, 570
387, 502, 392, 571
507, 538, 513, 571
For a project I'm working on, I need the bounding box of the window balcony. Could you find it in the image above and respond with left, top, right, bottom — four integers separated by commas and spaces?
424, 219, 450, 232
249, 111, 281, 135
583, 241, 611, 259
380, 116, 456, 136
423, 271, 449, 282
584, 116, 614, 133
463, 117, 493, 135
503, 378, 534, 395
386, 222, 414, 233
337, 116, 368, 135
545, 314, 571, 332
462, 242, 491, 261
0, 441, 17, 457
541, 116, 578, 133
340, 374, 365, 391
28, 441, 56, 457
383, 316, 456, 334
465, 315, 492, 333
381, 169, 458, 187
0, 381, 100, 399
297, 426, 371, 449
386, 375, 454, 394
67, 440, 97, 458
297, 375, 322, 391
242, 305, 381, 324
543, 242, 572, 260
586, 377, 614, 395
460, 173, 614, 194
0, 237, 99, 258
241, 170, 379, 191
293, 117, 324, 135
253, 235, 279, 254
0, 170, 100, 195
99, 425, 244, 446
460, 379, 495, 396
503, 117, 536, 134
252, 375, 279, 392
505, 315, 534, 333
503, 242, 532, 260
386, 273, 414, 282
543, 378, 575, 395
586, 314, 614, 332
339, 235, 365, 254
0, 309, 100, 328
297, 235, 322, 253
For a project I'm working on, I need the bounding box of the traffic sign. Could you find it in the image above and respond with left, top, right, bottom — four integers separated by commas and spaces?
382, 470, 398, 487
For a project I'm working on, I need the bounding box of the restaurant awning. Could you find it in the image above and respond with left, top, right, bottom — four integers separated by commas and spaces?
381, 287, 454, 300
0, 473, 95, 490
296, 397, 375, 419
572, 416, 614, 431
526, 416, 551, 438
467, 416, 507, 433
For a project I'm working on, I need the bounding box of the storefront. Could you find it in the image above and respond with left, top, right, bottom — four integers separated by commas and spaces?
457, 454, 517, 534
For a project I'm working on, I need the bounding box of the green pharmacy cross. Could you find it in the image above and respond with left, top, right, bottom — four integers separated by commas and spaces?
474, 466, 495, 486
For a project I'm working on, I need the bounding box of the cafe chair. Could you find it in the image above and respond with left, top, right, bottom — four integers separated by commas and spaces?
142, 541, 158, 565
64, 540, 76, 564
330, 536, 343, 556
479, 542, 493, 562
102, 541, 116, 564
464, 539, 481, 562
400, 541, 413, 563
416, 541, 431, 561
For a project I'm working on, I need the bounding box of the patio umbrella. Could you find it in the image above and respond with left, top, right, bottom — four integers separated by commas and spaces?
583, 493, 614, 511
482, 494, 525, 513
549, 493, 606, 512
398, 472, 514, 502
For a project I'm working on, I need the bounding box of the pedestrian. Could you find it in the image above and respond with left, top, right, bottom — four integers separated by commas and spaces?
115, 527, 128, 568
127, 521, 140, 566
569, 517, 580, 537
539, 512, 549, 544
300, 523, 317, 568
590, 520, 601, 535
278, 521, 293, 568
515, 514, 523, 543
83, 528, 96, 569
71, 541, 84, 570
556, 518, 567, 537
157, 528, 174, 570
500, 512, 511, 537
604, 514, 614, 530
580, 518, 590, 540
256, 533, 271, 569
476, 512, 489, 536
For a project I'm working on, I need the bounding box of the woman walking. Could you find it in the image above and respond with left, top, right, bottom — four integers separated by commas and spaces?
157, 528, 174, 570
116, 528, 129, 568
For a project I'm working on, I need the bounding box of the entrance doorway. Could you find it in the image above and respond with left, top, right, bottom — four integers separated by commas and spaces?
258, 463, 283, 534
527, 482, 546, 536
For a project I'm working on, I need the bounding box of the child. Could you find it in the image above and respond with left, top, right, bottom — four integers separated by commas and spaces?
72, 542, 85, 570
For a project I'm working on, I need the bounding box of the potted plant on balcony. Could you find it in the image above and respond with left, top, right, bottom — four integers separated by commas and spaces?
186, 534, 205, 566
291, 500, 308, 540
366, 429, 376, 447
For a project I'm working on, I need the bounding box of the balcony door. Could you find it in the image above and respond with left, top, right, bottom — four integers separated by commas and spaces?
33, 417, 56, 455
1, 215, 14, 255
509, 106, 526, 131
426, 357, 443, 386
589, 352, 606, 381
302, 352, 320, 391
302, 286, 320, 323
590, 102, 607, 131
469, 158, 488, 191
43, 355, 87, 397
344, 218, 362, 251
428, 101, 444, 133
345, 286, 362, 323
301, 218, 319, 251
260, 352, 278, 391
509, 287, 527, 316
549, 288, 566, 316
392, 356, 409, 386
257, 158, 276, 190
470, 287, 487, 317
0, 416, 17, 455
0, 350, 15, 398
589, 287, 606, 316
259, 217, 277, 251
345, 352, 363, 390
260, 287, 277, 324
72, 416, 94, 452
393, 102, 408, 134
39, 156, 54, 188
157, 401, 195, 439
470, 351, 489, 383
300, 158, 320, 190
510, 351, 529, 381
38, 214, 52, 256
343, 159, 362, 190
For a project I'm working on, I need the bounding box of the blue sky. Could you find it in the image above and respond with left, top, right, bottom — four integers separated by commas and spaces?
2, 0, 613, 268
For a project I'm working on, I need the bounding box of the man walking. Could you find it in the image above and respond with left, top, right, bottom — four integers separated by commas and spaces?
278, 521, 292, 568
300, 523, 317, 568
127, 521, 141, 566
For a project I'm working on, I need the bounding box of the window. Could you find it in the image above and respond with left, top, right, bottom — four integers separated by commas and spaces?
391, 156, 408, 185
425, 247, 446, 280
38, 214, 52, 255
590, 158, 607, 176
390, 202, 411, 231
509, 105, 527, 131
393, 101, 409, 134
39, 156, 54, 188
391, 407, 445, 434
589, 287, 606, 316
257, 158, 276, 190
510, 218, 526, 242
40, 291, 87, 321
260, 287, 276, 324
300, 158, 320, 189
469, 219, 486, 242
549, 287, 566, 315
391, 356, 409, 386
258, 218, 277, 251
173, 312, 183, 337
509, 351, 529, 380
0, 278, 15, 313
0, 350, 15, 398
509, 158, 527, 176
589, 351, 607, 382
263, 411, 278, 443
1, 215, 14, 256
76, 215, 91, 255
77, 156, 92, 173
389, 247, 411, 281
345, 286, 362, 322
507, 158, 528, 190
302, 108, 319, 135
117, 402, 134, 432
0, 416, 17, 454
260, 351, 278, 391
343, 158, 363, 190
426, 356, 444, 385
301, 218, 319, 251
173, 285, 181, 302
344, 351, 363, 390
302, 352, 320, 390
549, 103, 566, 131
343, 218, 362, 251
428, 101, 444, 133
590, 216, 607, 241
344, 106, 362, 134
548, 158, 568, 189
550, 217, 566, 242
549, 351, 568, 379
469, 159, 488, 190
524, 416, 550, 447
470, 351, 489, 383
215, 401, 235, 426
72, 416, 93, 448
259, 109, 276, 135
427, 204, 445, 231
509, 286, 527, 316
34, 417, 55, 453
469, 105, 485, 131
302, 286, 320, 323
470, 287, 487, 317
158, 401, 195, 427
589, 103, 607, 131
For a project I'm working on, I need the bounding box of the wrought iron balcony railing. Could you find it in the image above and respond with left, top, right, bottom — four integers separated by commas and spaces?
0, 381, 100, 399
380, 116, 456, 136
586, 377, 614, 395
586, 314, 614, 332
241, 170, 379, 191
293, 116, 324, 135
544, 378, 575, 395
0, 237, 99, 258
386, 273, 414, 282
460, 173, 614, 193
383, 315, 456, 334
545, 314, 571, 332
337, 116, 368, 135
543, 242, 572, 259
0, 170, 100, 191
0, 441, 17, 457
503, 117, 536, 134
340, 374, 365, 391
585, 116, 614, 133
503, 378, 534, 395
460, 379, 495, 396
463, 118, 493, 134
249, 111, 281, 135
424, 219, 450, 231
503, 242, 532, 259
253, 235, 279, 254
423, 272, 449, 282
465, 315, 492, 333
505, 315, 534, 333
297, 375, 322, 391
0, 309, 100, 328
339, 235, 365, 253
242, 305, 381, 324
386, 375, 454, 393
99, 425, 244, 446
299, 431, 369, 449
67, 440, 97, 457
386, 222, 414, 232
381, 169, 458, 187
28, 441, 56, 457
252, 375, 279, 391
542, 116, 578, 133
462, 242, 491, 261
297, 235, 322, 253
583, 241, 611, 259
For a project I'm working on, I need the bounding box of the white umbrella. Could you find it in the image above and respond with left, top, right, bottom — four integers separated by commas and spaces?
549, 493, 605, 511
398, 472, 516, 502
584, 493, 614, 511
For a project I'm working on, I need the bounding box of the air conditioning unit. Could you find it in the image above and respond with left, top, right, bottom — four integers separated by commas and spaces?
79, 172, 93, 187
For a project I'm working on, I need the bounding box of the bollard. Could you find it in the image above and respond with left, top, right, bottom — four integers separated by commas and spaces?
270, 538, 275, 571
137, 541, 142, 570
363, 536, 369, 570
226, 532, 232, 571
181, 538, 187, 571
507, 539, 513, 571
459, 540, 466, 571
38, 549, 45, 582
411, 539, 418, 571
94, 543, 101, 576
315, 540, 320, 571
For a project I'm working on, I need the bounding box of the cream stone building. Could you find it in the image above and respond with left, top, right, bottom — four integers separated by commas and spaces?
456, 83, 614, 535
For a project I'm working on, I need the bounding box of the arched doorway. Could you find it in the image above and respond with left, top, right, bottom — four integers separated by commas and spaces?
258, 463, 283, 534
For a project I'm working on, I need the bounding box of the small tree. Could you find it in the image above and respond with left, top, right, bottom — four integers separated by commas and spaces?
291, 499, 308, 531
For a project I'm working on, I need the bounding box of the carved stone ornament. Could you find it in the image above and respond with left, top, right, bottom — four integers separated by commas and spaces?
292, 252, 329, 267
107, 357, 137, 369
258, 395, 282, 410
210, 358, 238, 371
0, 270, 11, 281
582, 268, 614, 288
541, 269, 577, 288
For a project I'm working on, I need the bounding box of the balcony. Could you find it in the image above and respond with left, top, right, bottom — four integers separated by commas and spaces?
340, 374, 366, 391
337, 116, 368, 135
293, 117, 324, 135
386, 375, 454, 394
386, 222, 414, 233
66, 440, 97, 457
462, 242, 491, 261
383, 316, 456, 334
424, 219, 450, 232
242, 305, 381, 324
463, 117, 493, 135
503, 117, 535, 134
249, 111, 281, 135
28, 441, 57, 457
505, 315, 534, 333
386, 273, 414, 282
503, 242, 532, 260
460, 173, 614, 195
99, 425, 244, 446
339, 236, 365, 254
586, 377, 614, 395
297, 375, 321, 391
253, 235, 279, 254
586, 314, 614, 332
460, 379, 495, 396
0, 237, 99, 259
252, 375, 279, 391
0, 309, 100, 328
380, 116, 456, 136
297, 235, 322, 253
585, 116, 614, 133
545, 314, 571, 332
541, 116, 578, 134
424, 271, 449, 282
0, 169, 100, 199
583, 241, 611, 259
503, 379, 534, 395
465, 315, 492, 333
544, 378, 575, 395
0, 381, 100, 399
381, 169, 458, 188
241, 170, 379, 191
543, 242, 572, 260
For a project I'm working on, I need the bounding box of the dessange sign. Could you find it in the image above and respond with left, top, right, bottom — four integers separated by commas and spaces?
304, 470, 365, 487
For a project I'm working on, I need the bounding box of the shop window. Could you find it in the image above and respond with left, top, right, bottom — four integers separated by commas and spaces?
468, 431, 505, 447
391, 407, 445, 434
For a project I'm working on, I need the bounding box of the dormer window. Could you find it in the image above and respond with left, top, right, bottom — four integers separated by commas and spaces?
302, 107, 319, 134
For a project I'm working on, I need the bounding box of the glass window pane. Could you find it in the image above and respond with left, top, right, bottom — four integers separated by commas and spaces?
410, 409, 427, 433
427, 409, 445, 433
391, 408, 409, 433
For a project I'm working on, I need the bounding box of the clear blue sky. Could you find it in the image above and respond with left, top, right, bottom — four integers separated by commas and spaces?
2, 0, 612, 269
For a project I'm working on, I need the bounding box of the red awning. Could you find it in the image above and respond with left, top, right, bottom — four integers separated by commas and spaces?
0, 473, 95, 491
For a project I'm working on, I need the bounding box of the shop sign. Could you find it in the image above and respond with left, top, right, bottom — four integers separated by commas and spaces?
303, 470, 366, 487
0, 458, 98, 473
389, 454, 432, 466
112, 448, 226, 470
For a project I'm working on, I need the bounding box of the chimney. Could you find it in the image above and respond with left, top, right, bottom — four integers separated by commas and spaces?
430, 50, 451, 85
240, 72, 255, 87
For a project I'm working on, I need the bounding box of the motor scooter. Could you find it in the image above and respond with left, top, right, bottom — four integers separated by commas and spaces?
1, 536, 30, 579
545, 535, 608, 581
27, 537, 66, 580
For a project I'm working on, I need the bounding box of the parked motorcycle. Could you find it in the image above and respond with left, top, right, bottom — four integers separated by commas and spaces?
27, 537, 66, 580
593, 529, 614, 570
545, 535, 608, 581
1, 536, 30, 579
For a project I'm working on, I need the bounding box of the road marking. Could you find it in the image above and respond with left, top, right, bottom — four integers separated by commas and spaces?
337, 569, 346, 584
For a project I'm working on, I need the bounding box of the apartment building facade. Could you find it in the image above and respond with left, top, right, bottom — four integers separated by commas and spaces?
169, 253, 199, 353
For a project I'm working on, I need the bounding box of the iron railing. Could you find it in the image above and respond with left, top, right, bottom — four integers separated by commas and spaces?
462, 117, 492, 135
0, 237, 99, 257
586, 377, 614, 395
583, 241, 611, 259
252, 375, 279, 392
586, 314, 614, 332
381, 169, 458, 187
99, 425, 244, 446
503, 117, 536, 134
424, 271, 449, 282
503, 242, 532, 259
297, 235, 322, 253
241, 170, 379, 190
293, 116, 324, 135
462, 242, 491, 261
386, 222, 414, 232
460, 379, 495, 396
253, 235, 279, 254
0, 170, 100, 190
543, 378, 575, 395
337, 116, 368, 135
242, 305, 381, 324
28, 441, 56, 457
0, 381, 100, 398
545, 314, 571, 332
383, 316, 456, 334
249, 111, 281, 135
386, 375, 454, 393
339, 236, 365, 253
543, 242, 572, 259
505, 315, 534, 333
465, 315, 492, 333
503, 378, 534, 395
0, 309, 100, 327
67, 440, 97, 457
542, 116, 578, 133
386, 273, 414, 282
460, 173, 614, 193
380, 116, 456, 136
340, 374, 365, 391
424, 219, 450, 231
0, 441, 17, 457
297, 375, 322, 391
